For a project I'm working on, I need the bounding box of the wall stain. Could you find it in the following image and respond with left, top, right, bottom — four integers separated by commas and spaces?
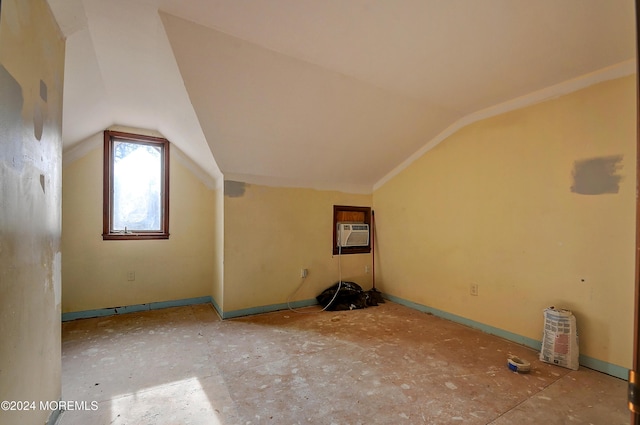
224, 180, 247, 197
33, 80, 47, 141
40, 79, 47, 102
0, 64, 24, 170
570, 155, 623, 195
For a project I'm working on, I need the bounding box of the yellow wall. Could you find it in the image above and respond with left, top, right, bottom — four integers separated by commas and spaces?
223, 182, 372, 313
62, 134, 216, 312
0, 1, 65, 424
373, 75, 636, 369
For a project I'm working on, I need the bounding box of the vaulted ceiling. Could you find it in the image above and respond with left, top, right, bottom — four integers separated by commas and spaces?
48, 0, 636, 193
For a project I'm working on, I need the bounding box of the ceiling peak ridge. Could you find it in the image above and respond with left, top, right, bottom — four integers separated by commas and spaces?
374, 59, 636, 192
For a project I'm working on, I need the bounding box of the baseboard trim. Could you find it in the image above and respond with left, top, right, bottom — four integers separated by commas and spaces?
61, 296, 213, 321
210, 296, 223, 319
384, 293, 629, 380
60, 293, 628, 380
222, 299, 318, 319
46, 402, 63, 425
62, 296, 319, 321
578, 354, 629, 380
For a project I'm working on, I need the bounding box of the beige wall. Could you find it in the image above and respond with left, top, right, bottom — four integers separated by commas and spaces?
62, 134, 216, 312
0, 0, 65, 424
212, 185, 225, 313
63, 149, 371, 316
373, 75, 636, 370
223, 182, 372, 313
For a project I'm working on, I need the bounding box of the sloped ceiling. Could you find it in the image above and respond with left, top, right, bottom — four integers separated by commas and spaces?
49, 0, 636, 193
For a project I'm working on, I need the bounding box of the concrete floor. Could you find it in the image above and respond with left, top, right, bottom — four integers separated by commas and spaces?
59, 302, 629, 425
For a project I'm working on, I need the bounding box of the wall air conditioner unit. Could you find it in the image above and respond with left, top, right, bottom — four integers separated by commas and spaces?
337, 223, 369, 247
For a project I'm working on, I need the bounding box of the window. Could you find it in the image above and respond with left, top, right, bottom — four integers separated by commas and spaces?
332, 205, 371, 255
103, 130, 169, 240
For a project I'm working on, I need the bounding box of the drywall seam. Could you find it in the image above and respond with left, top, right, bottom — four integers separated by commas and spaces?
374, 59, 636, 191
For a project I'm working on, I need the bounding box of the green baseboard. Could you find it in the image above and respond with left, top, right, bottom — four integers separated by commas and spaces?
61, 296, 213, 321
222, 298, 318, 319
384, 293, 628, 380
60, 292, 629, 380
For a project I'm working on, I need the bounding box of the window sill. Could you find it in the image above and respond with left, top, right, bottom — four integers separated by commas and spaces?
102, 233, 170, 240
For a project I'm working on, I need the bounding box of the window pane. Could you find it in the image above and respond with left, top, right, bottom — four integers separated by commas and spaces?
112, 141, 162, 231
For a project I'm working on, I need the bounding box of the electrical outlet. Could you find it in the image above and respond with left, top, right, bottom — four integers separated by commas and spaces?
365, 265, 371, 274
470, 283, 478, 296
300, 268, 308, 278
127, 271, 135, 281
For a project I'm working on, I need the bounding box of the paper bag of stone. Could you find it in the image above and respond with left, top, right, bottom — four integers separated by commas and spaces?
539, 306, 579, 370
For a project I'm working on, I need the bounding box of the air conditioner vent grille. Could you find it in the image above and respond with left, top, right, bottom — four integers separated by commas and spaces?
337, 223, 369, 247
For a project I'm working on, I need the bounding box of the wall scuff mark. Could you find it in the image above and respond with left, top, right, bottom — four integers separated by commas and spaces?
570, 155, 623, 195
0, 64, 24, 170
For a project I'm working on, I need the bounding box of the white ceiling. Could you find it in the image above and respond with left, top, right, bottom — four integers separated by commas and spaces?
49, 0, 636, 193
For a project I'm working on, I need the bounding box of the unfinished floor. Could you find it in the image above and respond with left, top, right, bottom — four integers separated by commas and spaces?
59, 302, 628, 425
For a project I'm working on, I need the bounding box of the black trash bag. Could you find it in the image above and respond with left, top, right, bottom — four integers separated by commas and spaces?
317, 281, 378, 311
367, 288, 385, 305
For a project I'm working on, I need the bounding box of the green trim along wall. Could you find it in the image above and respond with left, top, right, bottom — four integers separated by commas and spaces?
60, 292, 629, 380
222, 182, 373, 312
61, 136, 218, 313
60, 75, 636, 382
385, 294, 629, 380
61, 145, 373, 316
373, 75, 637, 375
